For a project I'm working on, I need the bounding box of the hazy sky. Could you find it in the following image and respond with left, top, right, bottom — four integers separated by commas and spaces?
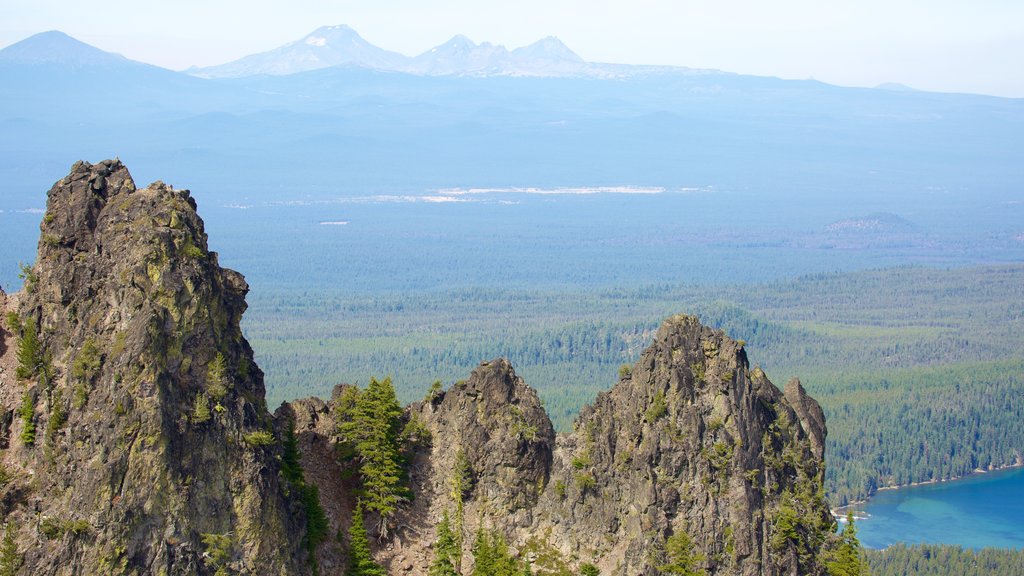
2, 0, 1022, 97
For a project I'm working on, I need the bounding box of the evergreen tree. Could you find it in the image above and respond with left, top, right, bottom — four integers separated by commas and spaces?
826, 514, 870, 576
279, 420, 328, 572
207, 352, 229, 400
659, 529, 705, 576
280, 423, 303, 483
18, 391, 35, 447
430, 511, 459, 576
451, 449, 472, 572
0, 522, 21, 576
338, 377, 406, 537
346, 501, 386, 576
15, 319, 42, 380
472, 528, 520, 576
472, 528, 496, 576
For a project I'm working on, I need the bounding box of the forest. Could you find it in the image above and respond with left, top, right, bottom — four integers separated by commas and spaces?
865, 543, 1024, 576
242, 264, 1024, 506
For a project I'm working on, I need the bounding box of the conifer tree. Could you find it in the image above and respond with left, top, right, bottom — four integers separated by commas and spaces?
15, 320, 42, 380
472, 528, 521, 576
346, 501, 386, 576
207, 352, 229, 402
472, 528, 496, 576
451, 449, 472, 571
18, 392, 35, 447
339, 377, 406, 537
826, 513, 870, 576
659, 529, 705, 576
0, 521, 21, 576
430, 511, 459, 576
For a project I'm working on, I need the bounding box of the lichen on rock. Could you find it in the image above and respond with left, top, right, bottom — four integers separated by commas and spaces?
0, 160, 310, 575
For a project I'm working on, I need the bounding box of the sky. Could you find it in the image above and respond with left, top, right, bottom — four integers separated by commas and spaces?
1, 0, 1022, 97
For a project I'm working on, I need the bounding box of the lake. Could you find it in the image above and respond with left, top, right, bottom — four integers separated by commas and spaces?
856, 466, 1024, 550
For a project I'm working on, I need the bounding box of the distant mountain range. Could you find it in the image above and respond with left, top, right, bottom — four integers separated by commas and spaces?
185, 24, 703, 79
0, 29, 150, 68
0, 25, 1021, 241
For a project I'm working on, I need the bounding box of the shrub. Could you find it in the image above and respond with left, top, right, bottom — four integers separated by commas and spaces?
644, 391, 668, 424
193, 392, 211, 424
201, 532, 233, 576
575, 472, 596, 491
17, 263, 36, 293
242, 430, 275, 447
71, 338, 101, 382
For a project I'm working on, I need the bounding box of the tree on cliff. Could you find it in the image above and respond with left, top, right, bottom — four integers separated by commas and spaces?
337, 377, 407, 537
429, 511, 459, 576
346, 501, 386, 576
658, 529, 705, 576
471, 528, 522, 576
826, 513, 870, 576
0, 522, 22, 576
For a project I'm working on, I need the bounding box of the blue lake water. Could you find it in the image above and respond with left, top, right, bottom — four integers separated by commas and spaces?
856, 466, 1024, 550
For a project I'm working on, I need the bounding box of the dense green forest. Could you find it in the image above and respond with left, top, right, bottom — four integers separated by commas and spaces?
245, 264, 1024, 505
865, 543, 1024, 576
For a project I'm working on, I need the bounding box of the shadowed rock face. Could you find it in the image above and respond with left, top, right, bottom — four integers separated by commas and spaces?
0, 160, 309, 575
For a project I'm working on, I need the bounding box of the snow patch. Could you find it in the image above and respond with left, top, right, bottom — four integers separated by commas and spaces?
305, 36, 327, 47
435, 186, 667, 196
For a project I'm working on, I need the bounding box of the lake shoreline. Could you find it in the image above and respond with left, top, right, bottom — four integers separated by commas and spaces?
832, 459, 1024, 516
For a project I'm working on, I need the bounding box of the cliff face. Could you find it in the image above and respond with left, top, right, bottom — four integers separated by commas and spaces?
535, 315, 832, 575
292, 319, 834, 575
0, 160, 309, 575
2, 160, 835, 576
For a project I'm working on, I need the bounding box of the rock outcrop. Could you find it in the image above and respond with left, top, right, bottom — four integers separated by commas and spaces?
0, 160, 310, 575
291, 318, 835, 575
535, 315, 833, 575
2, 160, 837, 576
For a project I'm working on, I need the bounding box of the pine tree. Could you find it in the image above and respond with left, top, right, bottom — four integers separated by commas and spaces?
451, 449, 472, 572
472, 528, 520, 576
15, 320, 42, 380
207, 352, 229, 402
18, 391, 35, 447
826, 513, 870, 576
659, 529, 705, 576
339, 377, 406, 537
346, 501, 386, 576
472, 528, 496, 576
0, 522, 21, 576
430, 511, 459, 576
280, 423, 303, 483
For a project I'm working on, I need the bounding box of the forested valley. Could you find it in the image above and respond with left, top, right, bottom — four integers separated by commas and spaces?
244, 264, 1024, 506
865, 543, 1024, 576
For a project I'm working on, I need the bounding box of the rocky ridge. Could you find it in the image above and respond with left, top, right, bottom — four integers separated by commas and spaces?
286, 322, 836, 575
0, 160, 311, 575
1, 161, 838, 575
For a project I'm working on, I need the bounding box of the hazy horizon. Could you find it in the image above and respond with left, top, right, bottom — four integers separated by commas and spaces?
2, 0, 1023, 98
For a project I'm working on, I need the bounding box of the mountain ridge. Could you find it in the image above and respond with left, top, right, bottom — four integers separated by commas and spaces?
0, 159, 844, 574
183, 24, 701, 79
